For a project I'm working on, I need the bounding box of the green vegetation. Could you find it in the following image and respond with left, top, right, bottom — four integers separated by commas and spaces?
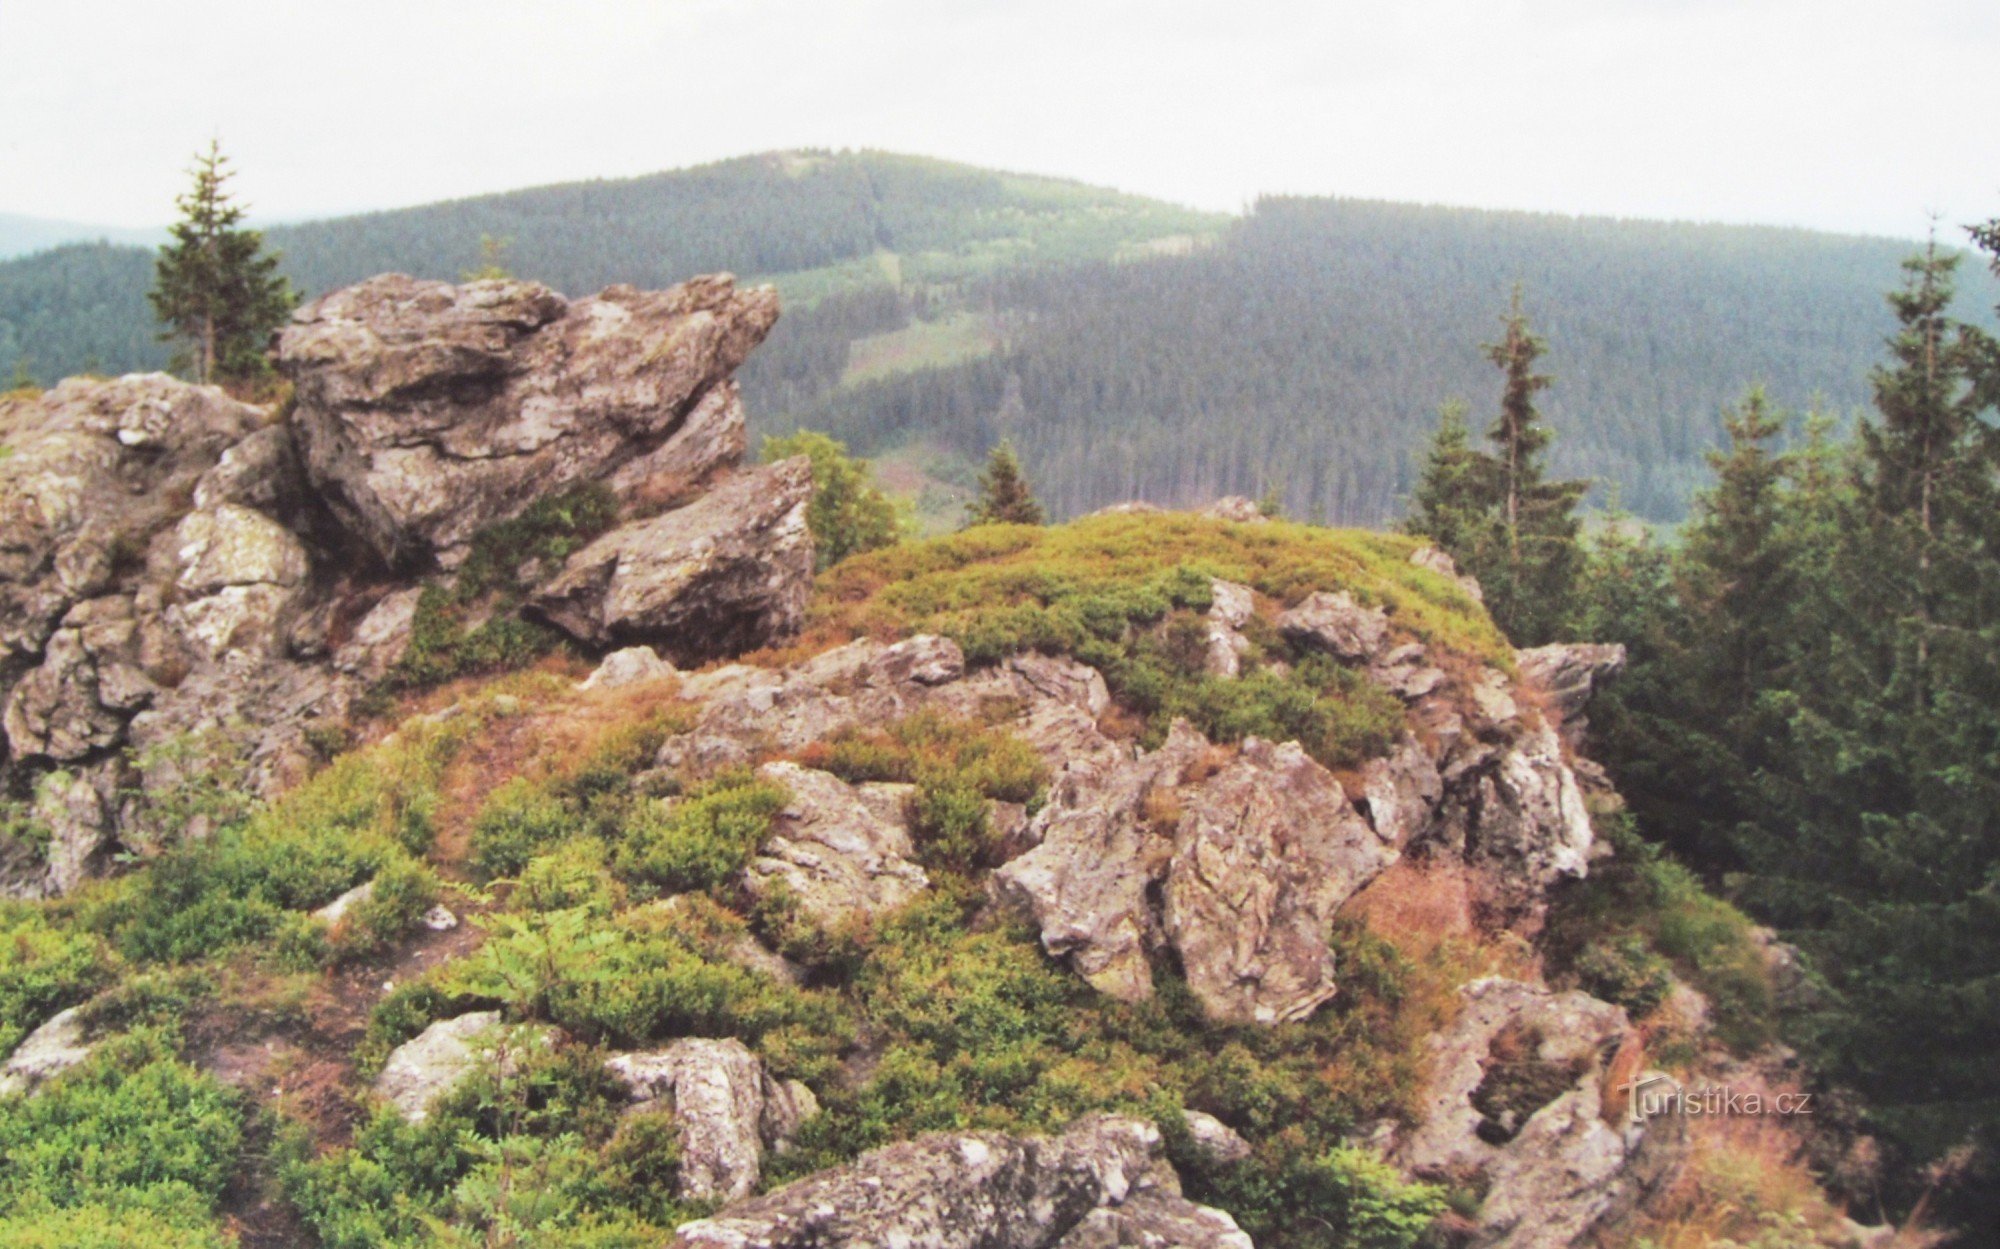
149, 140, 296, 383
1568, 223, 2000, 1226
1405, 292, 1588, 645
794, 512, 1493, 767
966, 439, 1045, 527
0, 904, 117, 1055
760, 430, 904, 569
0, 1031, 242, 1248
388, 484, 619, 691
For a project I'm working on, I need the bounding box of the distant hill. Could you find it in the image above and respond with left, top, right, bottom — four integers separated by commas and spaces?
0, 212, 158, 260
1, 150, 1989, 520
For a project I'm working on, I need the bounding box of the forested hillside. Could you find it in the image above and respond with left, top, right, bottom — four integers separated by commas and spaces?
1, 150, 1987, 520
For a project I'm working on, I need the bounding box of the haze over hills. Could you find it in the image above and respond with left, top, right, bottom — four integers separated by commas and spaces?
0, 212, 160, 260
1, 149, 1989, 521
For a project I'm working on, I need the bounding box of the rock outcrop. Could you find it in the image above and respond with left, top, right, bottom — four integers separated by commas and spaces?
672, 1114, 1250, 1249
746, 761, 930, 931
1, 272, 808, 899
1515, 642, 1627, 748
278, 273, 778, 569
995, 722, 1397, 1023
1394, 978, 1686, 1249
527, 456, 813, 661
605, 1037, 817, 1202
1278, 590, 1390, 662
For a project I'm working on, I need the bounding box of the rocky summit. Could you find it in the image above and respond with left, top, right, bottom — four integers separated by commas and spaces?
0, 273, 807, 898
0, 273, 1862, 1249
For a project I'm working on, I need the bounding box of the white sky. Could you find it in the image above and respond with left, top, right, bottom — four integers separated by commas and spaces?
2, 0, 1994, 239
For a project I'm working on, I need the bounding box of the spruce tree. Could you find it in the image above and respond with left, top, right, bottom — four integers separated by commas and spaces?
1405, 294, 1587, 644
149, 141, 296, 384
967, 440, 1046, 526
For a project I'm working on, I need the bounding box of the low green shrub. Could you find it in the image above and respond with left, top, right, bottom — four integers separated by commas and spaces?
0, 1030, 241, 1242
470, 777, 577, 883
1193, 1145, 1447, 1249
611, 772, 787, 898
327, 857, 445, 965
0, 903, 117, 1055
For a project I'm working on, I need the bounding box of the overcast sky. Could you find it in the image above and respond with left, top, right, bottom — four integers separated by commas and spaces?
3, 0, 1994, 239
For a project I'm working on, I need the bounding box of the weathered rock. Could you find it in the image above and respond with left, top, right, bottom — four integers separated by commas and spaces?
656, 637, 1117, 784
0, 1005, 93, 1097
605, 1038, 816, 1202
279, 273, 778, 568
4, 625, 127, 761
1359, 733, 1444, 849
1278, 590, 1390, 663
993, 725, 1207, 1003
579, 645, 677, 691
528, 457, 813, 661
673, 1114, 1248, 1249
313, 878, 375, 926
1204, 579, 1255, 678
1181, 1110, 1253, 1166
1462, 722, 1595, 901
1396, 979, 1684, 1249
1369, 642, 1448, 703
373, 1011, 508, 1122
332, 587, 423, 681
1515, 642, 1626, 748
746, 762, 930, 930
999, 721, 1394, 1023
1166, 737, 1397, 1024
30, 765, 118, 896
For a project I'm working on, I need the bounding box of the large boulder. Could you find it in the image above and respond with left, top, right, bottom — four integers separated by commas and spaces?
278, 273, 778, 569
527, 456, 814, 662
605, 1038, 817, 1202
673, 1114, 1250, 1249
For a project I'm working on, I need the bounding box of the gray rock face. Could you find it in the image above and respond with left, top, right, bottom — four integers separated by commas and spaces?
605, 1037, 817, 1202
528, 456, 814, 661
1181, 1111, 1253, 1166
374, 1011, 509, 1122
746, 761, 930, 931
0, 1005, 93, 1097
279, 273, 778, 568
1277, 590, 1390, 663
1166, 737, 1396, 1024
655, 637, 1120, 784
673, 1114, 1250, 1249
1203, 579, 1255, 678
1515, 642, 1627, 747
995, 722, 1395, 1023
1396, 978, 1683, 1249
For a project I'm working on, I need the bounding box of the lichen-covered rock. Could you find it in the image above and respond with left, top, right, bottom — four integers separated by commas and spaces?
0, 1006, 93, 1097
605, 1037, 816, 1202
279, 273, 778, 568
746, 762, 930, 931
1199, 496, 1266, 524
1165, 737, 1396, 1024
992, 725, 1206, 1003
672, 1114, 1248, 1249
528, 457, 813, 661
374, 1011, 508, 1122
997, 722, 1395, 1023
1278, 590, 1390, 663
1396, 978, 1684, 1249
